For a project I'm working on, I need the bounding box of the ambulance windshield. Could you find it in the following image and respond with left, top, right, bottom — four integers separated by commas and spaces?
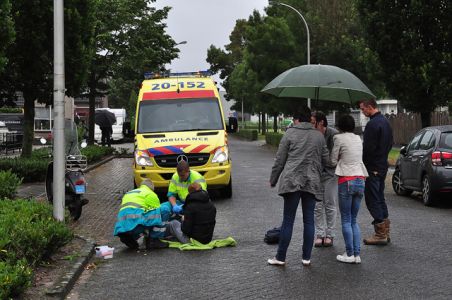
138, 98, 224, 133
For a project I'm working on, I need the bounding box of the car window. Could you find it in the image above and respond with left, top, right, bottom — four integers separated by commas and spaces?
418, 130, 434, 150
439, 132, 452, 150
407, 132, 423, 152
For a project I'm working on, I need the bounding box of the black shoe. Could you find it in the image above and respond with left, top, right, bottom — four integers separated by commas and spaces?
119, 235, 139, 250
81, 198, 89, 206
146, 238, 169, 250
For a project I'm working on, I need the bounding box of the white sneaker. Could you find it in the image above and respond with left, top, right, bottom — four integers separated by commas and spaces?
354, 256, 361, 264
302, 259, 311, 266
336, 253, 356, 264
267, 257, 285, 266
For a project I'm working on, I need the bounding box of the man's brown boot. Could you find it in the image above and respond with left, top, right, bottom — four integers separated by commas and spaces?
383, 218, 391, 243
363, 222, 388, 245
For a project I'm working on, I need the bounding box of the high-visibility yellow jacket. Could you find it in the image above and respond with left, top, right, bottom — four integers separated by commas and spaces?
114, 185, 163, 236
167, 170, 207, 202
120, 185, 160, 212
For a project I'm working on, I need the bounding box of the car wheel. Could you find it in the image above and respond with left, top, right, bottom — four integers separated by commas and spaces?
222, 178, 232, 199
422, 175, 435, 206
392, 169, 412, 196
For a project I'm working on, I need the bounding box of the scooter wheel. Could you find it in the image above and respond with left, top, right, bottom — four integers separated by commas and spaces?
69, 196, 83, 221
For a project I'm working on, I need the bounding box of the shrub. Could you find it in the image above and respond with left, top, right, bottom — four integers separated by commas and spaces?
0, 260, 32, 299
0, 170, 22, 199
234, 129, 258, 141
0, 157, 49, 183
0, 199, 72, 263
0, 199, 72, 298
81, 145, 115, 163
30, 147, 52, 160
265, 132, 284, 147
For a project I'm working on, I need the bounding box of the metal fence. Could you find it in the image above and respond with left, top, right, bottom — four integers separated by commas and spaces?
0, 132, 23, 154
387, 112, 452, 145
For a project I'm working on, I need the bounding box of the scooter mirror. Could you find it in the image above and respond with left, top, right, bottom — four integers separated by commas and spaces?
40, 137, 47, 145
81, 140, 88, 148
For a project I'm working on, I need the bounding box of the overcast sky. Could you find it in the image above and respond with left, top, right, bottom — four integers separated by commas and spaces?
154, 0, 268, 85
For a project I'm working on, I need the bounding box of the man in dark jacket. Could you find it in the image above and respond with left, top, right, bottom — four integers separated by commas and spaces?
359, 99, 393, 246
167, 183, 216, 244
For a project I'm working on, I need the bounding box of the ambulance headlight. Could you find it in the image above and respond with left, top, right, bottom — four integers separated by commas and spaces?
135, 150, 153, 166
212, 146, 229, 163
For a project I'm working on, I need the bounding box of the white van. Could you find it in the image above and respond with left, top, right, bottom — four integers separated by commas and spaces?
94, 108, 126, 142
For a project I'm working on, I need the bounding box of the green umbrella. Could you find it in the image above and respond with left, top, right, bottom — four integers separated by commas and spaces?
261, 64, 375, 104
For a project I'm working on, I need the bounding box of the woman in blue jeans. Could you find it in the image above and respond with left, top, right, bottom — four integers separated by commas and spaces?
268, 107, 331, 267
330, 115, 369, 264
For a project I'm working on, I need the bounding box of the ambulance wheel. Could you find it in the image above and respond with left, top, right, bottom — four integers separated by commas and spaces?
222, 179, 232, 199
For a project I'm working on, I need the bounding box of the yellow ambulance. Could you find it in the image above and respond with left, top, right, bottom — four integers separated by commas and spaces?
133, 71, 232, 198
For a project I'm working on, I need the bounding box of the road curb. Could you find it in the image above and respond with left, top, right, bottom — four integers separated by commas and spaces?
45, 235, 96, 299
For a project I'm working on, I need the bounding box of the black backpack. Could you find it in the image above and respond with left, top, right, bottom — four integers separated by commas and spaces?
264, 226, 281, 244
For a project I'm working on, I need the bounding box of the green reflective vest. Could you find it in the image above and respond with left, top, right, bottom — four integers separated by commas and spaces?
168, 170, 207, 201
120, 185, 160, 212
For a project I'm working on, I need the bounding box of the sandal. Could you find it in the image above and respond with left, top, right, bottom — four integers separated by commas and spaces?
314, 236, 324, 247
323, 236, 334, 247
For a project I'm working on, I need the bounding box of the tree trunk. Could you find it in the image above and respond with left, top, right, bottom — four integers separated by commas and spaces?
21, 94, 35, 158
88, 92, 96, 145
261, 112, 266, 135
273, 114, 278, 132
258, 112, 261, 132
420, 111, 431, 128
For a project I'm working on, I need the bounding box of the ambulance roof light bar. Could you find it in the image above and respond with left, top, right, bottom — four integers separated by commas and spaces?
144, 70, 211, 79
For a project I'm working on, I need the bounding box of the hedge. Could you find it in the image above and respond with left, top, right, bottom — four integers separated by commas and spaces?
0, 157, 50, 182
0, 199, 72, 299
0, 145, 114, 183
81, 144, 115, 163
234, 129, 258, 141
0, 107, 22, 113
265, 132, 284, 147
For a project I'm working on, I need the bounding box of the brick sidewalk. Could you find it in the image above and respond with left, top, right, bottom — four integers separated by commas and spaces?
72, 157, 133, 245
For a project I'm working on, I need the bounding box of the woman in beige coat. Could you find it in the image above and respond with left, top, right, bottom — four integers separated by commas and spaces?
330, 115, 368, 264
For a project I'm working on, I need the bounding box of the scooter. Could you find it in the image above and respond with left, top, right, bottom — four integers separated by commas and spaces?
40, 120, 89, 220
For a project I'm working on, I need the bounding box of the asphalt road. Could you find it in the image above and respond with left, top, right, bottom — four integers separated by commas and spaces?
68, 136, 452, 300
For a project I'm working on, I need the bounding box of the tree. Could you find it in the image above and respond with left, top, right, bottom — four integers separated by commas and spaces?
0, 0, 96, 157
207, 19, 249, 101
0, 0, 14, 74
85, 0, 179, 144
358, 0, 452, 126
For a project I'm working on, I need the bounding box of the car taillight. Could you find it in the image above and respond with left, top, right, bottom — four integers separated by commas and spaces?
443, 152, 452, 159
432, 151, 452, 166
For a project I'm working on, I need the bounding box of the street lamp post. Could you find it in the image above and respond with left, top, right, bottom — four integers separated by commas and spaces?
53, 0, 65, 221
269, 1, 311, 108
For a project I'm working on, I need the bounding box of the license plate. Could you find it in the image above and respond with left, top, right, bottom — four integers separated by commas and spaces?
75, 185, 85, 194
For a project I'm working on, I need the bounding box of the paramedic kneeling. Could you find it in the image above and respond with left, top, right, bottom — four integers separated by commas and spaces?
113, 179, 169, 250
166, 160, 207, 214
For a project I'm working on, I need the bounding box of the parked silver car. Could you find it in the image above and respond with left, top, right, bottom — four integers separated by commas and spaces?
392, 125, 452, 206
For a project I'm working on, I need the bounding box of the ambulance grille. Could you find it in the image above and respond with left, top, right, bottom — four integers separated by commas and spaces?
154, 153, 211, 168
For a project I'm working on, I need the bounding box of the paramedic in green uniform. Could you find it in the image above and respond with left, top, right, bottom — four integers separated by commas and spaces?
166, 160, 207, 214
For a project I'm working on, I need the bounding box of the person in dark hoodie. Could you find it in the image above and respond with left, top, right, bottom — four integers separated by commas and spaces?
166, 182, 216, 244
